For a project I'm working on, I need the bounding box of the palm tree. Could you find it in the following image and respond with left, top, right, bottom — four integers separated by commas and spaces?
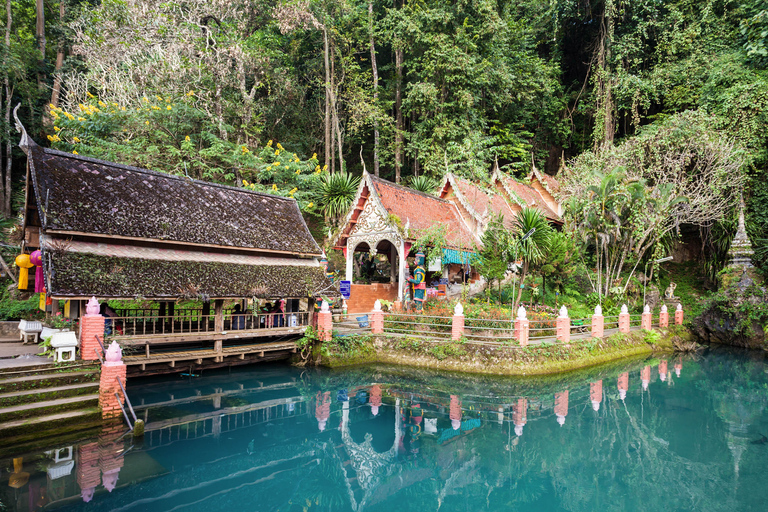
511, 207, 553, 311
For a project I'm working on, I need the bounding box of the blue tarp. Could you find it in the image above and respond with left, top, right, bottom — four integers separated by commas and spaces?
442, 248, 478, 266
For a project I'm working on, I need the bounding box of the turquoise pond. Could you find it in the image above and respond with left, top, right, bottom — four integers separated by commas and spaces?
3, 349, 768, 511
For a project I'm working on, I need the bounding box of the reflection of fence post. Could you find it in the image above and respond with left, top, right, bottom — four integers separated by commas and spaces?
317, 301, 333, 342
619, 305, 630, 333
556, 306, 570, 343
641, 305, 652, 330
675, 304, 684, 325
591, 305, 604, 338
514, 306, 529, 346
451, 303, 464, 341
371, 300, 384, 335
659, 305, 669, 328
80, 297, 105, 361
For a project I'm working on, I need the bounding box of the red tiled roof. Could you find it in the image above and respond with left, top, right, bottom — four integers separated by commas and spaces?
453, 179, 517, 230
532, 167, 561, 194
370, 176, 477, 249
500, 176, 560, 222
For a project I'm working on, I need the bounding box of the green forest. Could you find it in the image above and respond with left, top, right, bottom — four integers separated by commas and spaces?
1, 0, 766, 297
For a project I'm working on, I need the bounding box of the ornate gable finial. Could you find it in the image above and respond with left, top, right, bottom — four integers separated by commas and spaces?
13, 103, 33, 151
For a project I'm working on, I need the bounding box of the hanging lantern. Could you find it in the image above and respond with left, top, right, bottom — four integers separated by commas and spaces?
15, 254, 33, 290
30, 250, 44, 293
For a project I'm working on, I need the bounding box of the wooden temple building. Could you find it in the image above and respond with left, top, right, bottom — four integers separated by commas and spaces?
335, 167, 561, 313
16, 125, 336, 374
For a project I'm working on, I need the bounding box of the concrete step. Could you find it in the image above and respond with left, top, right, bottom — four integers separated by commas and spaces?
0, 370, 100, 394
0, 381, 100, 408
0, 408, 104, 452
0, 393, 99, 422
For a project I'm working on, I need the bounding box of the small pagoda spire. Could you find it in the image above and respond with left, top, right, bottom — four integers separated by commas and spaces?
727, 193, 754, 269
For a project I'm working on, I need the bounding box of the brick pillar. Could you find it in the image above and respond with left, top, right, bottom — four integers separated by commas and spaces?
590, 380, 602, 411
317, 301, 333, 342
675, 304, 684, 325
659, 305, 669, 328
556, 305, 570, 343
99, 341, 127, 419
554, 390, 569, 426
77, 441, 101, 502
659, 359, 668, 382
591, 305, 604, 338
619, 304, 630, 333
98, 423, 125, 492
641, 365, 651, 390
452, 303, 465, 341
514, 306, 529, 346
641, 305, 652, 330
617, 372, 629, 400
371, 300, 384, 334
79, 297, 105, 361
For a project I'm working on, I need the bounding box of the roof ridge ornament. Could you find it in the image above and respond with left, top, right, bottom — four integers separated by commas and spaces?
13, 103, 33, 151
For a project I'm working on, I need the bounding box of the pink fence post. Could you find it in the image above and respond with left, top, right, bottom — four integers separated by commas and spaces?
556, 305, 570, 343
619, 304, 630, 333
641, 305, 652, 330
451, 303, 465, 341
514, 306, 529, 346
675, 304, 684, 325
80, 297, 105, 361
371, 300, 384, 335
317, 301, 333, 342
591, 305, 604, 338
659, 305, 669, 328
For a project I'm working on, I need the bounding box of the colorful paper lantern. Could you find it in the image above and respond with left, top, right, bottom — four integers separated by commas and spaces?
30, 250, 44, 293
15, 253, 33, 290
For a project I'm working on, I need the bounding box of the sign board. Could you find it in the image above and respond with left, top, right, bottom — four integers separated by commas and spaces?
438, 278, 449, 285
428, 257, 442, 272
438, 285, 447, 297
340, 280, 351, 299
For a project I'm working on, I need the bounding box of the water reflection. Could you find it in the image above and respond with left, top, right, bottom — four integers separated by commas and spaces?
4, 350, 768, 511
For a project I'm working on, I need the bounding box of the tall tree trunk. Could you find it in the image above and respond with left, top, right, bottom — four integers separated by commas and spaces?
394, 46, 403, 183
3, 0, 12, 217
330, 43, 343, 172
36, 0, 45, 86
49, 1, 65, 108
323, 27, 331, 172
592, 0, 614, 152
368, 1, 379, 176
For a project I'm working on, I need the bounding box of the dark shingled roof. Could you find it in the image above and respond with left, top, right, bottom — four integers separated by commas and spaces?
23, 142, 321, 255
47, 251, 338, 299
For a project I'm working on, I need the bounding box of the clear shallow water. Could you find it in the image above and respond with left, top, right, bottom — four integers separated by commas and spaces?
3, 349, 768, 512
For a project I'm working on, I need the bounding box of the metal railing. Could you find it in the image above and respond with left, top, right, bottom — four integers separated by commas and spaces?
115, 375, 138, 431
382, 313, 453, 340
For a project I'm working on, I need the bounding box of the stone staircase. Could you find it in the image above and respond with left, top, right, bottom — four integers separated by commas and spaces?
0, 362, 103, 456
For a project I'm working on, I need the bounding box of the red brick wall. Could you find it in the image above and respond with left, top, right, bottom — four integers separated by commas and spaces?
346, 283, 399, 313
80, 315, 105, 361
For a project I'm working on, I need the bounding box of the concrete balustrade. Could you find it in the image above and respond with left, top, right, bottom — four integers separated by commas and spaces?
371, 300, 384, 335
514, 306, 530, 346
619, 304, 630, 333
591, 305, 604, 338
556, 305, 570, 343
659, 305, 669, 328
641, 305, 652, 330
451, 303, 465, 341
675, 304, 684, 325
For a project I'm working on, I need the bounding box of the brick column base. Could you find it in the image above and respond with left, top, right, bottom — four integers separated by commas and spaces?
80, 314, 105, 361
659, 311, 669, 328
591, 315, 604, 338
515, 318, 529, 346
451, 314, 465, 341
371, 310, 384, 334
618, 313, 630, 333
556, 317, 570, 343
317, 311, 333, 342
99, 362, 126, 419
641, 312, 652, 330
675, 309, 684, 325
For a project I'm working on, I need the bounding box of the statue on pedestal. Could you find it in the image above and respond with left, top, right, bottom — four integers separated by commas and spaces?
406, 250, 427, 312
